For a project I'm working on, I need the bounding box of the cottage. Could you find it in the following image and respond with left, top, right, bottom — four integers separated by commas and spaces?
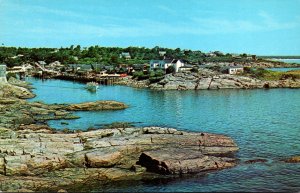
223, 66, 244, 75
171, 59, 186, 72
206, 52, 217, 57
132, 64, 148, 72
179, 64, 194, 72
0, 64, 7, 82
67, 64, 93, 75
159, 51, 166, 56
150, 59, 186, 73
119, 52, 131, 60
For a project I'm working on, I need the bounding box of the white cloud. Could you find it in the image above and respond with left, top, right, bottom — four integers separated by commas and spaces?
2, 0, 85, 18
5, 13, 299, 40
2, 1, 299, 41
258, 10, 297, 30
187, 11, 298, 35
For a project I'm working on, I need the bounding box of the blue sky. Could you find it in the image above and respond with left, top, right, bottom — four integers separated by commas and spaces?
0, 0, 300, 55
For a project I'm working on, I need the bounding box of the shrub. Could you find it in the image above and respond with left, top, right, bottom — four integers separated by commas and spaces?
191, 67, 199, 73
6, 72, 17, 79
132, 71, 149, 80
148, 69, 165, 83
166, 66, 175, 74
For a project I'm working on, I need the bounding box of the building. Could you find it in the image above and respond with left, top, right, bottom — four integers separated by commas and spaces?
171, 59, 186, 72
149, 60, 160, 69
150, 59, 185, 73
119, 52, 131, 60
0, 64, 7, 82
179, 64, 194, 72
67, 64, 94, 75
159, 59, 173, 70
223, 66, 244, 75
159, 51, 166, 56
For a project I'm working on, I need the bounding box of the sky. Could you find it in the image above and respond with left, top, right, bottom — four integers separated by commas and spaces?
0, 0, 300, 55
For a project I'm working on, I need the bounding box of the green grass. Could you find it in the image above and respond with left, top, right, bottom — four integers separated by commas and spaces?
243, 67, 300, 81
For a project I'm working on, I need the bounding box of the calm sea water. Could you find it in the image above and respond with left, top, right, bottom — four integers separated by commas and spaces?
270, 59, 300, 64
268, 67, 300, 72
267, 59, 300, 72
27, 78, 300, 192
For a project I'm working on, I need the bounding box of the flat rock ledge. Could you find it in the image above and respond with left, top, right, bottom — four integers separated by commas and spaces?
116, 71, 300, 90
0, 127, 238, 192
0, 97, 127, 129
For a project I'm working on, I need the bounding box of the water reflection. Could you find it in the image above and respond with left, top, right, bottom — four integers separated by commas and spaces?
26, 78, 300, 192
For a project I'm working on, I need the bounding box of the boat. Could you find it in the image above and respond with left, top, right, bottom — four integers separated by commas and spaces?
85, 82, 99, 92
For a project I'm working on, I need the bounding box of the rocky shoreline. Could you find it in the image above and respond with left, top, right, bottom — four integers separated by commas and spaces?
1, 77, 300, 192
0, 79, 240, 192
116, 69, 300, 90
0, 126, 239, 192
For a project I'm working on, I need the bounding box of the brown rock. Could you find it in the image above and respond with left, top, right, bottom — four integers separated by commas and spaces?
85, 149, 122, 167
57, 189, 68, 193
283, 155, 300, 163
66, 100, 128, 111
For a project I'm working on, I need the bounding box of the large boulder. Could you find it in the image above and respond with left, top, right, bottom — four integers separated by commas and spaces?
138, 148, 236, 175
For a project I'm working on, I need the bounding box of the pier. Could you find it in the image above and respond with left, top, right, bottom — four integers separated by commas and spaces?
52, 74, 121, 85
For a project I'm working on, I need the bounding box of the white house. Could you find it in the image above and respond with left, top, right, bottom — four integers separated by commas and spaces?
226, 66, 244, 75
150, 59, 185, 73
159, 51, 166, 56
179, 64, 194, 72
172, 59, 186, 72
119, 52, 131, 60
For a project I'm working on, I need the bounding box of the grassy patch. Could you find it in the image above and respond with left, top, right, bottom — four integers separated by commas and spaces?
243, 67, 300, 81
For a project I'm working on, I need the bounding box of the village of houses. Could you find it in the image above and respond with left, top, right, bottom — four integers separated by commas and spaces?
1, 50, 251, 84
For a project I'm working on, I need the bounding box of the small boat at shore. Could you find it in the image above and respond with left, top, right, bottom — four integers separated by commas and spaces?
85, 82, 99, 92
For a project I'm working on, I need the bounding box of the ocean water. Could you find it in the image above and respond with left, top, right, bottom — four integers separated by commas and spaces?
27, 78, 300, 192
267, 67, 300, 72
270, 59, 300, 64
267, 58, 300, 72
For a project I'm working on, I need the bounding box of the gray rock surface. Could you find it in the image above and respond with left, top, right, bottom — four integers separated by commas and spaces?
116, 69, 300, 90
0, 81, 239, 192
149, 71, 300, 90
0, 127, 238, 192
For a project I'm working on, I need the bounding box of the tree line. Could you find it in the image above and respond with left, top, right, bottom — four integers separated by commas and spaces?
0, 45, 250, 67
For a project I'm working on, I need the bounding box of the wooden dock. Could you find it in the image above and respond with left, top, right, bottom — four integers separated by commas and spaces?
52, 74, 121, 85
